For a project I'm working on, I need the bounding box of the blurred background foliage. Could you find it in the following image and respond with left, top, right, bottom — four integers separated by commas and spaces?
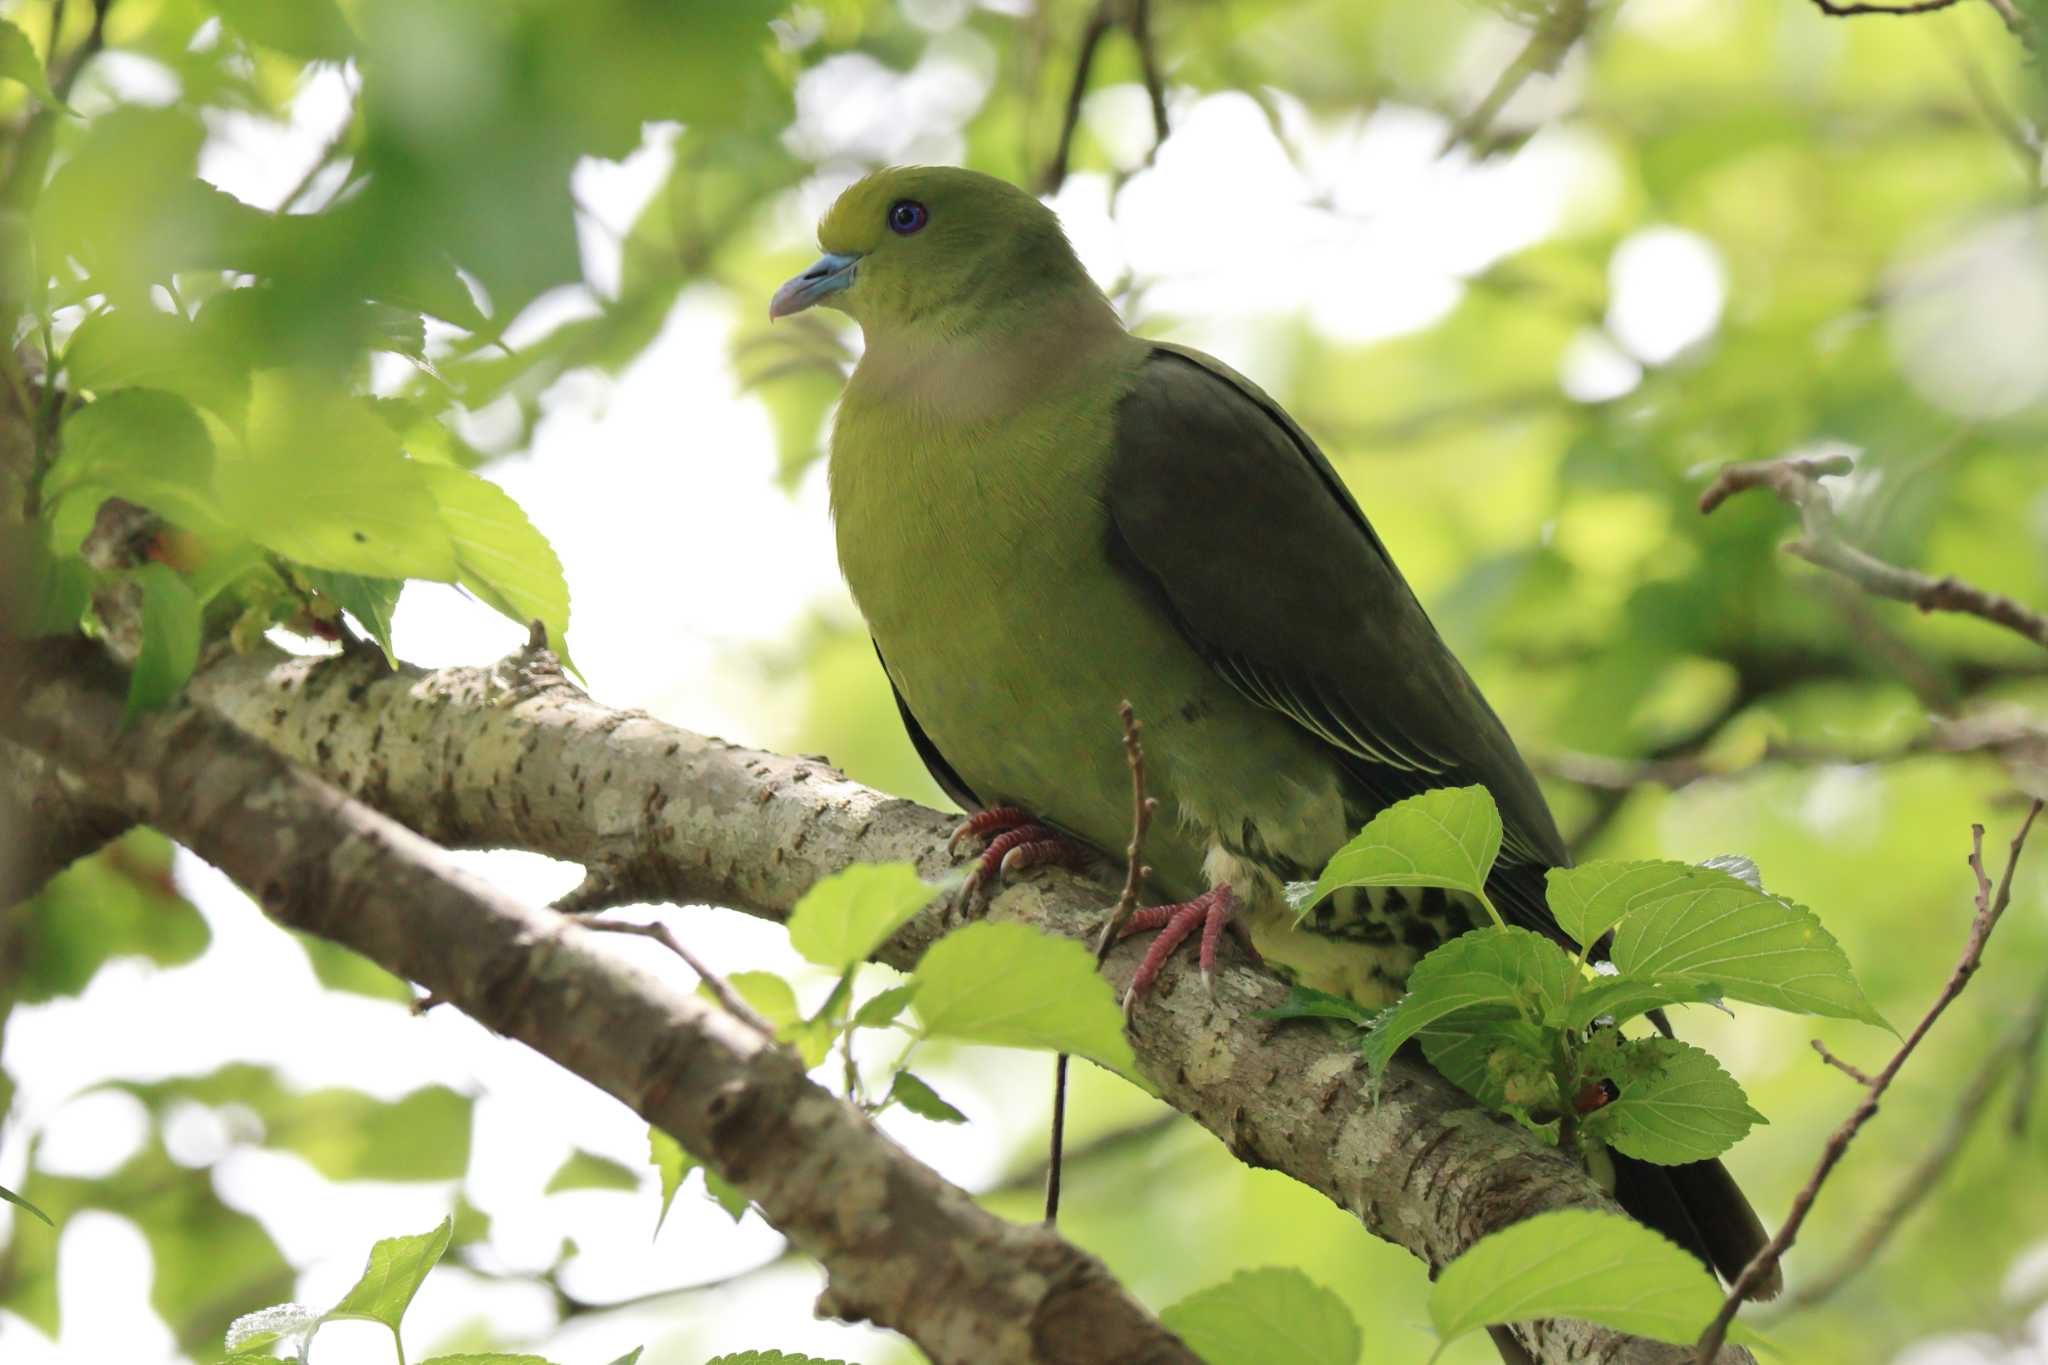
3, 0, 2048, 1361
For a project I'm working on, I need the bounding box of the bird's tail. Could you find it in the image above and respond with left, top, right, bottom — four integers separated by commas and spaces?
1612, 1152, 1781, 1298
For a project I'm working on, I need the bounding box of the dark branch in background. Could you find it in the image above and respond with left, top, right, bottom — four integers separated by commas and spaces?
1693, 800, 2044, 1362
0, 638, 1197, 1365
1040, 0, 1173, 194
1807, 0, 2037, 49
1539, 708, 2048, 796
1699, 452, 2048, 653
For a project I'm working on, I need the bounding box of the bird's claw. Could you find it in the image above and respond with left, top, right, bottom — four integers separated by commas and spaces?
949, 807, 1084, 905
1117, 884, 1237, 1015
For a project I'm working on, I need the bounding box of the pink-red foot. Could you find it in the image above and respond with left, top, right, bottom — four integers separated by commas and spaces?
949, 806, 1084, 900
1117, 884, 1237, 1011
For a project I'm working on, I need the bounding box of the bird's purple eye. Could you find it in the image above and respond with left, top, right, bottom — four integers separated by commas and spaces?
888, 199, 928, 235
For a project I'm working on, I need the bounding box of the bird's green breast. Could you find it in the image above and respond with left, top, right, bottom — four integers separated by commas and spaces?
828, 329, 1395, 981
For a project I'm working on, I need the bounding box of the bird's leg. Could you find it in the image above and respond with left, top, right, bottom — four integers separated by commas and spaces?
1117, 883, 1238, 1010
948, 805, 1087, 900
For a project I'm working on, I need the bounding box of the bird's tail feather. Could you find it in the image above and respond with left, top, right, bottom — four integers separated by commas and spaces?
1611, 1152, 1782, 1300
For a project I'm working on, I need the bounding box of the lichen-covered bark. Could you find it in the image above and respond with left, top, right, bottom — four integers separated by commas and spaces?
176, 639, 1751, 1365
0, 638, 1195, 1365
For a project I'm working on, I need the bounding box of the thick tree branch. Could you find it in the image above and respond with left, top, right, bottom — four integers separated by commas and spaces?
0, 739, 131, 906
1699, 452, 2048, 653
173, 638, 1747, 1364
0, 637, 1195, 1365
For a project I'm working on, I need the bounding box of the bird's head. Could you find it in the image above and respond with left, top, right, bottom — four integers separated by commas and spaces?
769, 166, 1093, 337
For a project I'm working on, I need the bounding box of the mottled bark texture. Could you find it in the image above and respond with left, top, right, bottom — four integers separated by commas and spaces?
0, 638, 1195, 1365
168, 638, 1751, 1365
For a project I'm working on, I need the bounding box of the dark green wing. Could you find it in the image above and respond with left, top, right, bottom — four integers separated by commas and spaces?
1106, 344, 1570, 934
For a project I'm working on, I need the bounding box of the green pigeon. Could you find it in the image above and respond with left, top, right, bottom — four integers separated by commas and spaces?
772, 166, 1779, 1322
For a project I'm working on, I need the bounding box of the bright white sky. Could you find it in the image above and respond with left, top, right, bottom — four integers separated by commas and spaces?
8, 8, 2040, 1364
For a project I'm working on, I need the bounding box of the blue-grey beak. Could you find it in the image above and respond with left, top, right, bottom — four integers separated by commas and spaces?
769, 252, 860, 321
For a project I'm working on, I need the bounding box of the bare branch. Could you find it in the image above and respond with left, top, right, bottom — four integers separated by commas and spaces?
1694, 800, 2044, 1361
1809, 1039, 1875, 1088
1040, 0, 1174, 195
0, 637, 1196, 1365
1700, 452, 2048, 654
1040, 0, 1113, 195
1441, 0, 1588, 156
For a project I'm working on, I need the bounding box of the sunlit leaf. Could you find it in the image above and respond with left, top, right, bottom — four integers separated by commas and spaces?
1160, 1267, 1362, 1365
1580, 1037, 1765, 1165
786, 863, 936, 972
910, 922, 1139, 1077
851, 981, 918, 1028
545, 1149, 642, 1194
648, 1126, 694, 1236
1561, 974, 1723, 1031
299, 569, 403, 663
1291, 786, 1503, 915
222, 373, 456, 581
47, 388, 227, 538
323, 1219, 453, 1337
1360, 927, 1576, 1075
1604, 862, 1889, 1027
1429, 1209, 1744, 1353
125, 563, 201, 719
704, 1168, 748, 1221
224, 1301, 319, 1355
888, 1071, 967, 1123
0, 17, 70, 111
417, 463, 570, 652
201, 0, 357, 60
1257, 984, 1380, 1026
701, 1353, 850, 1365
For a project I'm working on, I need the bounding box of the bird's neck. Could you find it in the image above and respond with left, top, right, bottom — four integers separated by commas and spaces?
847, 284, 1131, 429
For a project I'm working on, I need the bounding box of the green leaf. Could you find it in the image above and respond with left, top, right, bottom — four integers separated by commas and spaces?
1418, 1008, 1559, 1114
545, 1149, 642, 1194
47, 389, 228, 538
416, 463, 571, 654
0, 17, 70, 111
1360, 927, 1577, 1075
910, 921, 1139, 1077
1580, 1037, 1765, 1165
323, 1218, 453, 1338
295, 930, 415, 1004
415, 1356, 555, 1365
706, 971, 831, 1068
1292, 786, 1502, 915
126, 563, 202, 720
1160, 1267, 1362, 1365
201, 0, 358, 59
224, 1302, 321, 1355
786, 863, 936, 972
0, 1182, 53, 1226
1429, 1209, 1740, 1352
1257, 984, 1380, 1026
64, 309, 248, 419
1546, 862, 1667, 951
221, 372, 457, 581
300, 569, 403, 663
701, 1353, 850, 1365
852, 981, 918, 1028
15, 829, 209, 1002
603, 1351, 644, 1365
889, 1071, 967, 1123
648, 1126, 694, 1236
1561, 974, 1724, 1031
1603, 861, 1889, 1027
704, 1168, 748, 1221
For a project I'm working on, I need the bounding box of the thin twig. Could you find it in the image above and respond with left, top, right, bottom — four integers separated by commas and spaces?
1040, 0, 1113, 195
1440, 0, 1589, 156
1699, 452, 2048, 654
1788, 994, 2043, 1307
1131, 0, 1170, 161
582, 916, 777, 1037
1050, 702, 1155, 1224
1810, 1039, 1876, 1087
1694, 799, 2044, 1361
1810, 0, 1962, 14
